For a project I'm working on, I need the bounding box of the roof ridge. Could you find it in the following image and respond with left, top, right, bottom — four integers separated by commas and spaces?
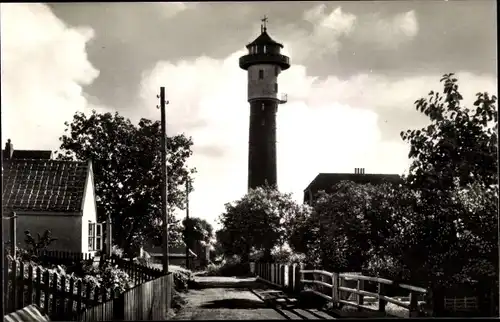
4, 158, 87, 163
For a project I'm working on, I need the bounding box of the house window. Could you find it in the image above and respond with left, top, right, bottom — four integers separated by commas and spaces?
263, 45, 267, 53
259, 69, 264, 79
88, 222, 103, 251
274, 83, 278, 93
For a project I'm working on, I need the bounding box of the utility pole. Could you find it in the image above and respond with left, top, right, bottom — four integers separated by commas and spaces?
185, 179, 190, 269
157, 87, 169, 274
497, 132, 500, 317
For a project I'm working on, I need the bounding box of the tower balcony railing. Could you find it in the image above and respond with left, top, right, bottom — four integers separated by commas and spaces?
278, 93, 288, 104
239, 53, 290, 70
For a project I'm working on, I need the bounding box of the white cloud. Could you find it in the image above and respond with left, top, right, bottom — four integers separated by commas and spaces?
278, 5, 356, 62
276, 7, 420, 62
155, 2, 194, 19
351, 10, 419, 49
139, 46, 497, 228
1, 3, 100, 150
3, 3, 496, 231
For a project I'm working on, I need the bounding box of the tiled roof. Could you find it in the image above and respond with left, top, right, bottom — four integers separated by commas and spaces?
2, 159, 90, 213
2, 149, 52, 160
247, 31, 283, 48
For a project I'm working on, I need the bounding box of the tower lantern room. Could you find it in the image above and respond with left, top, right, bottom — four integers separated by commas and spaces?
239, 16, 290, 104
239, 17, 291, 190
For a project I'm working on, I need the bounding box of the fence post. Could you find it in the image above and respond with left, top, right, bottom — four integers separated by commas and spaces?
271, 263, 276, 283
378, 283, 386, 313
356, 279, 364, 309
113, 292, 125, 320
287, 264, 293, 291
320, 273, 327, 297
299, 263, 304, 291
331, 272, 339, 307
18, 261, 25, 310
35, 267, 42, 308
43, 271, 50, 315
11, 260, 18, 312
68, 278, 75, 319
59, 275, 66, 319
10, 214, 17, 260
409, 291, 419, 317
27, 265, 34, 308
76, 280, 83, 314
294, 264, 302, 293
280, 264, 285, 288
4, 256, 9, 311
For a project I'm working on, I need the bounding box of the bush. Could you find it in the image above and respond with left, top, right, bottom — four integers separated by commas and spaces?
271, 248, 306, 264
81, 261, 133, 294
112, 245, 124, 258
171, 266, 194, 291
205, 256, 250, 277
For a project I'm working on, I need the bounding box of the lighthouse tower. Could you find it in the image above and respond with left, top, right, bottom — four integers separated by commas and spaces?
239, 17, 290, 190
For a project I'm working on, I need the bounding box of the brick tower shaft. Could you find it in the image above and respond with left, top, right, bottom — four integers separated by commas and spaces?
248, 100, 278, 189
239, 17, 290, 191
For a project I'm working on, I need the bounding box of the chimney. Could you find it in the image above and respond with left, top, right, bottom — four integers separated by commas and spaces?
360, 168, 365, 174
4, 139, 13, 160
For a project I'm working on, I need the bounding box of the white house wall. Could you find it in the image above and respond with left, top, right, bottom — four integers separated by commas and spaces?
81, 164, 98, 254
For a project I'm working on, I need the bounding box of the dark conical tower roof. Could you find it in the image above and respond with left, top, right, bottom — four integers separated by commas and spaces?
246, 30, 284, 48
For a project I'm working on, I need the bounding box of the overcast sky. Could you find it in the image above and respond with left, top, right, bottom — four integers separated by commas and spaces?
1, 1, 497, 228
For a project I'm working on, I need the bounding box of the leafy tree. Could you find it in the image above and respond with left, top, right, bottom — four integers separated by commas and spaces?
302, 181, 401, 272
218, 185, 308, 262
402, 73, 497, 192
400, 73, 498, 287
183, 217, 214, 249
58, 111, 196, 257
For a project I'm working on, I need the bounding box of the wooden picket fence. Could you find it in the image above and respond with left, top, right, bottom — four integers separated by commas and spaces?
110, 256, 164, 286
251, 262, 428, 317
4, 255, 171, 321
32, 250, 94, 262
78, 273, 174, 321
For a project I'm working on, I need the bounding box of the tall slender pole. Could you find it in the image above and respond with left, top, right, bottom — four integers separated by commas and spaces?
497, 130, 500, 317
158, 87, 169, 274
185, 179, 190, 269
1, 159, 5, 318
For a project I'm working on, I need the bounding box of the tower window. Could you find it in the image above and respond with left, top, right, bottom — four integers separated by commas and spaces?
259, 69, 264, 79
274, 83, 278, 93
274, 66, 279, 76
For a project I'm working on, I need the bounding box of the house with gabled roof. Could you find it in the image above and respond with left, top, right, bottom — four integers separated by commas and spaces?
2, 139, 103, 254
303, 167, 403, 205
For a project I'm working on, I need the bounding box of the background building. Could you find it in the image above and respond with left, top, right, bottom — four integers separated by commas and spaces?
303, 168, 402, 205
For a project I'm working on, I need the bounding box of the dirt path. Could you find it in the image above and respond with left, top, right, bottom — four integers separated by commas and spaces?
171, 276, 337, 320
171, 277, 286, 320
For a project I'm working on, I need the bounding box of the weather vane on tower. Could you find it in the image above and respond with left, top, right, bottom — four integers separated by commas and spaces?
261, 15, 268, 33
